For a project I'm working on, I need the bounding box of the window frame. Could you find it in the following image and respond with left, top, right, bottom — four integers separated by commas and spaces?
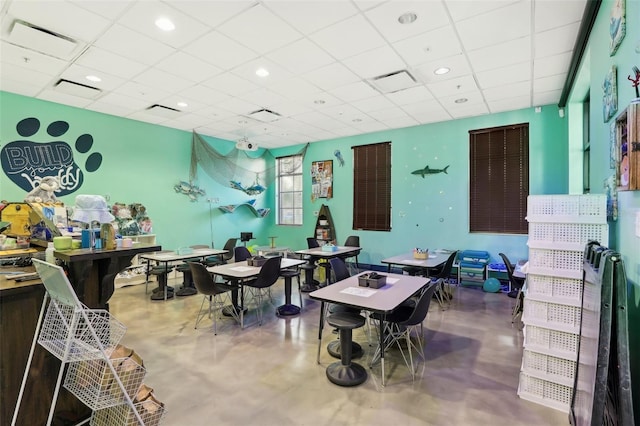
469, 123, 529, 234
275, 154, 303, 226
352, 141, 391, 232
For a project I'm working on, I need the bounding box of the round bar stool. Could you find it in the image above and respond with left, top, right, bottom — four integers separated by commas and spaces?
277, 268, 302, 316
149, 265, 174, 300
175, 263, 197, 296
325, 312, 367, 386
327, 304, 364, 359
299, 261, 319, 292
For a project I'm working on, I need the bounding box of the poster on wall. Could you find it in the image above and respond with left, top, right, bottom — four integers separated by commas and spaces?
311, 160, 333, 200
603, 65, 618, 123
609, 0, 626, 56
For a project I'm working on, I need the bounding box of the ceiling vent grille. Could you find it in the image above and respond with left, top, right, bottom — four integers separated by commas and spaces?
248, 108, 281, 123
9, 19, 77, 59
146, 104, 182, 118
370, 70, 418, 94
54, 79, 102, 99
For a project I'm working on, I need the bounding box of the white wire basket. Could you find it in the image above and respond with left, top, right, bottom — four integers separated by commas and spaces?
523, 324, 579, 360
91, 399, 166, 426
518, 372, 572, 413
526, 248, 584, 279
64, 357, 146, 410
38, 300, 126, 362
522, 298, 582, 334
527, 222, 609, 251
526, 194, 607, 224
521, 349, 576, 387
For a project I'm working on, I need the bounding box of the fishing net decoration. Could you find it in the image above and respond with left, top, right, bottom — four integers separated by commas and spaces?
189, 132, 308, 195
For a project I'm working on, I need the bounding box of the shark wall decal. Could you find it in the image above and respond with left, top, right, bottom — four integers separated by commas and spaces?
411, 165, 449, 178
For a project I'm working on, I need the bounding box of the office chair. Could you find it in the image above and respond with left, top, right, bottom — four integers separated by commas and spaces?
188, 262, 238, 334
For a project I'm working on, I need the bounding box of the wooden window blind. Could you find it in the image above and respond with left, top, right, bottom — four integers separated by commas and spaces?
352, 142, 391, 231
469, 123, 529, 234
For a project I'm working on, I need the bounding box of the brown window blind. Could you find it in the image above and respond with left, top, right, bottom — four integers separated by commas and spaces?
469, 124, 529, 234
352, 142, 391, 231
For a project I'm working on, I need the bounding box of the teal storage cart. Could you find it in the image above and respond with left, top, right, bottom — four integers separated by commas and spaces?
458, 250, 491, 287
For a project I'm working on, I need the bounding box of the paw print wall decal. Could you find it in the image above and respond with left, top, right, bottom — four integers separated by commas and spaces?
1, 117, 103, 197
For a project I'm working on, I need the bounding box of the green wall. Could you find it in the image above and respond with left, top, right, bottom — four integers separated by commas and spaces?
576, 0, 640, 414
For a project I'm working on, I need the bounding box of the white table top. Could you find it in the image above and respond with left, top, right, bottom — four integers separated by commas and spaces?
309, 272, 430, 313
295, 246, 361, 258
381, 252, 449, 269
207, 258, 306, 279
140, 248, 226, 262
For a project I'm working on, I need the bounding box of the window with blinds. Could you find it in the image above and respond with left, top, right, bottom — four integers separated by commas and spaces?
352, 142, 391, 231
469, 123, 529, 234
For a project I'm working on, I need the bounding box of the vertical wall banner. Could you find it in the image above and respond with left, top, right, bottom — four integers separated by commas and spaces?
311, 160, 333, 201
0, 117, 102, 196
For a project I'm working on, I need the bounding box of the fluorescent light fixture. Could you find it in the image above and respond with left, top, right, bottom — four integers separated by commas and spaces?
86, 75, 101, 82
398, 12, 417, 24
434, 67, 450, 75
255, 67, 269, 77
155, 17, 175, 31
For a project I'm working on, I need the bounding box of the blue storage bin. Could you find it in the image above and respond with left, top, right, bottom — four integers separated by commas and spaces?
458, 250, 490, 287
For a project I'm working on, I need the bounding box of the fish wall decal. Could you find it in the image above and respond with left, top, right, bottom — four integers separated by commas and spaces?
411, 165, 449, 178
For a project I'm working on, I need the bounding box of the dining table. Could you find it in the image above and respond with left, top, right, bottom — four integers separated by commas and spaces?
381, 251, 449, 275
295, 246, 362, 291
309, 272, 430, 386
207, 257, 306, 328
139, 248, 227, 298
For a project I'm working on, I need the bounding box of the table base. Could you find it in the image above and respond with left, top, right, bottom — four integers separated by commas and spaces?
176, 286, 197, 296
327, 340, 363, 359
150, 290, 174, 300
326, 362, 367, 386
301, 283, 319, 292
276, 304, 301, 316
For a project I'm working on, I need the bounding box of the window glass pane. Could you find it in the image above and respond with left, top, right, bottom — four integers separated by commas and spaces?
280, 176, 294, 192
276, 154, 303, 225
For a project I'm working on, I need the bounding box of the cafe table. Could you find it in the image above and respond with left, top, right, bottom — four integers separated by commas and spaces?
381, 251, 449, 275
295, 246, 362, 291
207, 257, 305, 328
139, 248, 227, 298
310, 272, 430, 386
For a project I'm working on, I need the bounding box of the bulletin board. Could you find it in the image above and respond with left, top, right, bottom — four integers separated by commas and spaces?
311, 160, 333, 200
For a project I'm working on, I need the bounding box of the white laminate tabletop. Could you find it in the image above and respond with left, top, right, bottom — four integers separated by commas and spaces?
207, 258, 306, 279
309, 272, 429, 313
140, 248, 226, 262
295, 246, 361, 258
381, 252, 449, 269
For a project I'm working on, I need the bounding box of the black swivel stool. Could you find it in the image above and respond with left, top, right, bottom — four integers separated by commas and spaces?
277, 268, 302, 316
300, 261, 319, 292
175, 263, 197, 296
325, 312, 367, 386
149, 265, 174, 300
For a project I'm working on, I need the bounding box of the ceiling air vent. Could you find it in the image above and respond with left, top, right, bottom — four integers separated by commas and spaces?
248, 108, 281, 123
370, 70, 417, 94
9, 19, 77, 59
146, 104, 182, 118
54, 79, 102, 99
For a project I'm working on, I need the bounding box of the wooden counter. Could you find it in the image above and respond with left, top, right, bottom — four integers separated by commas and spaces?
1, 243, 160, 425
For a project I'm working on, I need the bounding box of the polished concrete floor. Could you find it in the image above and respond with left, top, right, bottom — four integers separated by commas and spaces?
109, 275, 568, 426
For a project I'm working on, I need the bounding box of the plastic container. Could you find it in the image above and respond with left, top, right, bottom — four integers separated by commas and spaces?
46, 242, 56, 263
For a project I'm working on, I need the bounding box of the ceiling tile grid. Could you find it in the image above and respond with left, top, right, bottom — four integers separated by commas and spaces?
0, 0, 587, 149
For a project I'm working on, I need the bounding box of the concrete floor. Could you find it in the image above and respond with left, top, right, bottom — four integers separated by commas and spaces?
109, 276, 568, 426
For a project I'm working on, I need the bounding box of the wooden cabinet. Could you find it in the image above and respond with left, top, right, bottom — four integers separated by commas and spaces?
615, 101, 640, 190
314, 204, 336, 246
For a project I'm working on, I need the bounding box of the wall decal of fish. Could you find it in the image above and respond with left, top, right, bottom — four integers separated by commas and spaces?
411, 165, 449, 178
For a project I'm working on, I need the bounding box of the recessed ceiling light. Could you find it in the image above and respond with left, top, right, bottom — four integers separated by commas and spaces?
86, 75, 101, 82
434, 67, 450, 75
398, 12, 417, 24
454, 98, 468, 104
155, 17, 175, 31
255, 67, 269, 77
177, 102, 188, 108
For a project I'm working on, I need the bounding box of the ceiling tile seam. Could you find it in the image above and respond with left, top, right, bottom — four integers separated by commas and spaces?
529, 0, 536, 107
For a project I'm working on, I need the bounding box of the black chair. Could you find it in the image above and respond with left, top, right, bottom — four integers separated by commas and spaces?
341, 235, 360, 273
234, 246, 252, 262
499, 253, 526, 323
188, 262, 238, 334
205, 238, 237, 266
300, 238, 320, 291
243, 256, 282, 327
427, 250, 458, 309
371, 281, 438, 381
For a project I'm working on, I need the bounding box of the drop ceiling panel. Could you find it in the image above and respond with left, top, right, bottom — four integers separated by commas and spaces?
413, 54, 472, 84
483, 81, 530, 101
268, 77, 322, 101
38, 89, 93, 108
216, 97, 260, 115
488, 95, 532, 113
476, 61, 531, 89
264, 0, 358, 34
534, 52, 572, 79
378, 115, 420, 129
394, 26, 462, 67
467, 37, 531, 72
239, 88, 287, 110
445, 0, 517, 22
386, 85, 434, 106
230, 57, 293, 86
329, 81, 379, 103
266, 38, 335, 75
72, 0, 135, 20
0, 41, 68, 76
75, 47, 148, 79
114, 80, 171, 103
448, 102, 490, 119
368, 106, 414, 121
116, 1, 210, 48
456, 2, 531, 51
217, 4, 301, 54
164, 0, 256, 28
60, 64, 126, 91
154, 52, 223, 83
90, 92, 152, 112
534, 74, 567, 93
183, 31, 258, 70
0, 61, 53, 87
7, 1, 110, 41
93, 24, 175, 65
535, 22, 581, 58
534, 0, 586, 32
309, 14, 386, 60
364, 1, 450, 43
133, 68, 194, 93
269, 99, 312, 117
0, 78, 42, 97
343, 45, 407, 80
180, 85, 231, 105
303, 62, 360, 91
351, 95, 396, 113
201, 72, 259, 96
